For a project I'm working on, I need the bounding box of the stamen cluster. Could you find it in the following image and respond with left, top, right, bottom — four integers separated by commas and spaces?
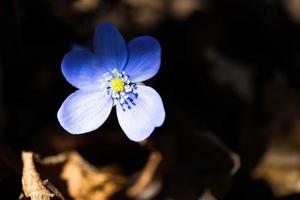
102, 69, 138, 111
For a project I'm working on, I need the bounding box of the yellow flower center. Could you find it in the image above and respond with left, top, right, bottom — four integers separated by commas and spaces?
111, 78, 125, 92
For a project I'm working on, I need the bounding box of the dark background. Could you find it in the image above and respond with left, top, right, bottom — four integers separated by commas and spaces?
0, 0, 300, 199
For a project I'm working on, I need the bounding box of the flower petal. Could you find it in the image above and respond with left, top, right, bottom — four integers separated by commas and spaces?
93, 22, 127, 72
116, 85, 165, 142
57, 89, 113, 134
125, 36, 161, 82
61, 50, 104, 90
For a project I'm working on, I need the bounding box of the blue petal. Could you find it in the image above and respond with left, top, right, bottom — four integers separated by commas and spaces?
93, 22, 127, 72
125, 36, 161, 82
116, 85, 165, 142
57, 89, 113, 134
62, 50, 104, 89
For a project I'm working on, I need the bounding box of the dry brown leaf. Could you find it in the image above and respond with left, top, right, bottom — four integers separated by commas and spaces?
253, 123, 300, 196
21, 147, 163, 200
72, 0, 100, 13
283, 0, 300, 23
170, 0, 206, 19
61, 151, 126, 200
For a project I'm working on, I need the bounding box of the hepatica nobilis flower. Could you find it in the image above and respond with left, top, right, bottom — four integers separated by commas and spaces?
57, 22, 165, 142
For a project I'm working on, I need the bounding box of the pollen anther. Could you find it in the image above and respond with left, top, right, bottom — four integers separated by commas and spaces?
111, 78, 124, 92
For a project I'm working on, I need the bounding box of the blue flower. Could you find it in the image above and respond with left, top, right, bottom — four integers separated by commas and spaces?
57, 22, 165, 142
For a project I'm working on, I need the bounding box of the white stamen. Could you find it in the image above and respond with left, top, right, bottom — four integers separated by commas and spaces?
101, 68, 138, 111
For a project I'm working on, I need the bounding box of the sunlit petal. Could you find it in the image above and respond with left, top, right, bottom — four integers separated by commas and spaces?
58, 89, 113, 134
116, 85, 165, 141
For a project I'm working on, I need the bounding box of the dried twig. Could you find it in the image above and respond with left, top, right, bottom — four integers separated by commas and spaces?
34, 153, 68, 165
21, 151, 65, 200
43, 180, 66, 200
126, 150, 162, 198
201, 132, 241, 175
21, 151, 54, 200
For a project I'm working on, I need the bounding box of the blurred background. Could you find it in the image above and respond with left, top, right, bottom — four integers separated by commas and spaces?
1, 0, 300, 199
